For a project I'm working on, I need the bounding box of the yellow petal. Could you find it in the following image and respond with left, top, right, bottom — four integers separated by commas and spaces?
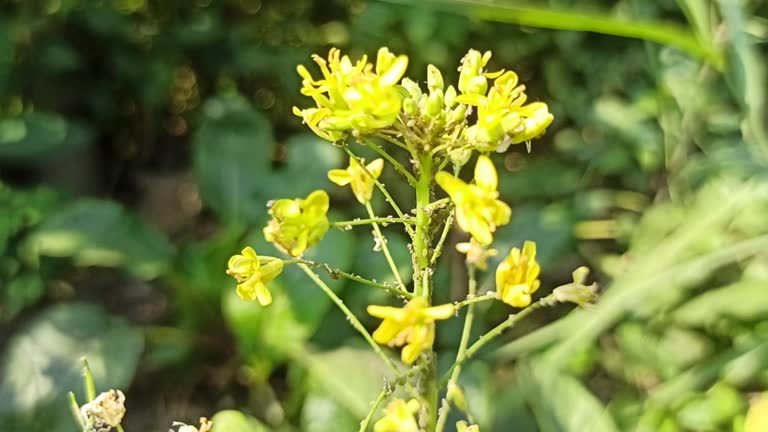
328, 169, 352, 186
366, 158, 385, 179
423, 303, 455, 320
474, 155, 498, 192
259, 258, 284, 282
435, 171, 468, 201
367, 305, 406, 320
255, 283, 273, 306
372, 319, 402, 345
401, 342, 421, 365
380, 55, 408, 86
303, 190, 330, 213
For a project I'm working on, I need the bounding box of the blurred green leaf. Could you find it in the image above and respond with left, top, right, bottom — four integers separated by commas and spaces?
301, 393, 360, 432
0, 303, 143, 430
193, 96, 275, 225
676, 383, 745, 431
210, 410, 271, 432
271, 133, 345, 198
673, 278, 768, 327
22, 199, 174, 279
301, 346, 393, 419
0, 112, 92, 162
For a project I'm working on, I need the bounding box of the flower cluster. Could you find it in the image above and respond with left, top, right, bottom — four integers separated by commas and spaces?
455, 50, 554, 152
293, 48, 408, 141
226, 246, 283, 306
368, 297, 455, 364
263, 190, 330, 257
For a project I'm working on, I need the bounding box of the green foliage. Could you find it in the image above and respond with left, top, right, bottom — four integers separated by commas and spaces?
2, 0, 768, 430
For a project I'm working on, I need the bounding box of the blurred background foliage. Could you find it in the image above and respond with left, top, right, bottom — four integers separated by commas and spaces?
1, 0, 768, 431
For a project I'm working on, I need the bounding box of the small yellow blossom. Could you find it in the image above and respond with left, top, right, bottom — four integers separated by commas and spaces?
226, 246, 284, 306
373, 399, 420, 432
368, 297, 455, 364
436, 155, 511, 245
455, 237, 498, 270
457, 420, 480, 432
327, 157, 384, 204
746, 393, 768, 432
263, 190, 330, 257
496, 241, 541, 307
293, 47, 408, 140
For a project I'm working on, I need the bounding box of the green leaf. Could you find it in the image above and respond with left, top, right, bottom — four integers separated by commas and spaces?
0, 112, 92, 162
0, 303, 143, 431
301, 393, 360, 432
193, 96, 275, 225
301, 346, 393, 419
522, 363, 619, 432
270, 133, 344, 199
673, 279, 768, 327
210, 410, 271, 432
22, 199, 174, 279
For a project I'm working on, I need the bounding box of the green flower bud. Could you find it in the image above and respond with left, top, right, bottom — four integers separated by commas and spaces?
403, 98, 418, 116
427, 65, 444, 91
448, 104, 467, 124
465, 75, 488, 96
400, 78, 422, 99
444, 85, 457, 108
425, 88, 444, 117
458, 49, 484, 94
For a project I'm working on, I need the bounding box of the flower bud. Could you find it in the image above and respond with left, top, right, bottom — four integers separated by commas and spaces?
465, 75, 488, 96
444, 85, 457, 108
427, 64, 444, 91
403, 98, 418, 116
425, 88, 444, 117
447, 382, 468, 413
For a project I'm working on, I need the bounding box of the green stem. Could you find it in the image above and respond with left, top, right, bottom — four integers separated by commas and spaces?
411, 153, 438, 430
117, 425, 126, 432
298, 263, 403, 377
454, 293, 497, 310
344, 146, 415, 238
361, 138, 417, 185
439, 294, 555, 387
429, 211, 453, 266
290, 258, 414, 299
437, 265, 478, 431
332, 217, 413, 227
80, 357, 96, 402
366, 202, 407, 291
68, 392, 86, 431
358, 362, 429, 432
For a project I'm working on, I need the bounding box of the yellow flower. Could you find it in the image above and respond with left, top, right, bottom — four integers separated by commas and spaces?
436, 155, 511, 245
455, 237, 498, 270
456, 62, 554, 152
373, 399, 420, 432
327, 157, 384, 204
496, 241, 541, 308
293, 47, 408, 140
368, 297, 455, 364
263, 190, 330, 257
457, 421, 480, 432
226, 246, 284, 306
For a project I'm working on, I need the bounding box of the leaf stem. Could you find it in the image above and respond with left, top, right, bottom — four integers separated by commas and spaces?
287, 258, 414, 299
332, 216, 414, 227
366, 202, 408, 292
454, 292, 498, 309
361, 138, 417, 185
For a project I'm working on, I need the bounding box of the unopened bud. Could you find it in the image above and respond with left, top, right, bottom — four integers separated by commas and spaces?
425, 88, 444, 117
465, 76, 488, 96
427, 65, 444, 91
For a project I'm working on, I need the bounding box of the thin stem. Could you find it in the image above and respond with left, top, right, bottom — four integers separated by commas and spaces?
80, 357, 96, 402
288, 258, 414, 299
436, 266, 478, 431
374, 131, 412, 153
439, 294, 555, 387
361, 138, 417, 185
366, 202, 407, 292
344, 146, 415, 238
117, 425, 126, 432
429, 211, 454, 266
298, 263, 403, 377
358, 362, 429, 432
413, 154, 434, 297
454, 292, 498, 310
68, 392, 86, 431
332, 216, 414, 227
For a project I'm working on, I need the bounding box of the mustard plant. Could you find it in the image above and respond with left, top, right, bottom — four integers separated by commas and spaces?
228, 47, 597, 432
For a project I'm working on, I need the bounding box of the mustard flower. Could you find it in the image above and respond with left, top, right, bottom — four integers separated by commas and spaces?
226, 246, 284, 306
263, 190, 330, 257
373, 399, 420, 432
436, 155, 511, 245
495, 241, 541, 308
457, 421, 480, 432
455, 237, 498, 270
327, 156, 384, 204
293, 47, 408, 140
368, 297, 455, 364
